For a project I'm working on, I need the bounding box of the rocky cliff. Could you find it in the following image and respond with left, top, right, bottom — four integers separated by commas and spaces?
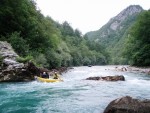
0, 41, 40, 82
109, 5, 142, 31
86, 5, 143, 64
86, 5, 143, 41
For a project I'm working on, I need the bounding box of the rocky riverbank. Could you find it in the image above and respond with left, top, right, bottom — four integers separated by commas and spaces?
113, 65, 150, 75
0, 41, 39, 82
0, 41, 68, 82
0, 41, 149, 82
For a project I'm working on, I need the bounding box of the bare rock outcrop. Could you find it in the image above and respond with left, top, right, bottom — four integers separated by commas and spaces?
110, 5, 143, 31
0, 41, 40, 82
86, 75, 125, 81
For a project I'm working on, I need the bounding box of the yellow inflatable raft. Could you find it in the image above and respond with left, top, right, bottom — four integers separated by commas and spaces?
35, 76, 63, 83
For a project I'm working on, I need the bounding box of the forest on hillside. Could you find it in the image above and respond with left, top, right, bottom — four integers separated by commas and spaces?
86, 6, 150, 67
0, 0, 149, 68
0, 0, 109, 69
123, 10, 150, 66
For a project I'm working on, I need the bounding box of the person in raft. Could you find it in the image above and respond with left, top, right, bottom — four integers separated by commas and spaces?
53, 72, 61, 80
42, 72, 49, 78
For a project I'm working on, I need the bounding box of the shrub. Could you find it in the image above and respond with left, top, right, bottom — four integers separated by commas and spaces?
8, 32, 29, 56
34, 54, 49, 68
16, 55, 33, 63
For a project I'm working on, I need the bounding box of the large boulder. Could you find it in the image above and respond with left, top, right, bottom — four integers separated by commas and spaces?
104, 96, 150, 113
86, 75, 125, 81
0, 41, 40, 82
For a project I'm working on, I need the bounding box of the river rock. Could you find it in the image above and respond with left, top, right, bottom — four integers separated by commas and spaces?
86, 75, 125, 81
104, 96, 150, 113
0, 41, 40, 82
115, 66, 127, 71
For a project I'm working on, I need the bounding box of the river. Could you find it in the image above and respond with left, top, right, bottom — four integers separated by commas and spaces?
0, 66, 150, 113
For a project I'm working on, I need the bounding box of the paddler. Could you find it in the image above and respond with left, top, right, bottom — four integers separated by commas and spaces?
53, 72, 63, 81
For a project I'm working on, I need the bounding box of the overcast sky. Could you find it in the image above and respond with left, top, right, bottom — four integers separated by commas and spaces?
35, 0, 149, 34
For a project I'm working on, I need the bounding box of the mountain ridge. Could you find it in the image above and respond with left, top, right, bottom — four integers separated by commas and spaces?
86, 5, 143, 40
85, 5, 144, 64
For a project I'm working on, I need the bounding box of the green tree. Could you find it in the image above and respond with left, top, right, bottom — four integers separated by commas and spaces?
0, 0, 109, 69
123, 10, 150, 66
8, 32, 29, 56
61, 21, 74, 36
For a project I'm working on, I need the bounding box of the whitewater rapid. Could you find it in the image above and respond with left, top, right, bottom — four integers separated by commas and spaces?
0, 66, 150, 113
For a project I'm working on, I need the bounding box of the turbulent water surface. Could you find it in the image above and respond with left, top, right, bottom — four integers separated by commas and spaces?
0, 66, 150, 113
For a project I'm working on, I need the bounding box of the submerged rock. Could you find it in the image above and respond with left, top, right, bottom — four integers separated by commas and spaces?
104, 96, 150, 113
86, 75, 125, 81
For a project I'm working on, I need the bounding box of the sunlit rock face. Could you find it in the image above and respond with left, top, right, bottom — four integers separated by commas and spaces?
0, 41, 39, 82
0, 41, 24, 69
110, 5, 143, 31
86, 5, 143, 64
86, 5, 143, 39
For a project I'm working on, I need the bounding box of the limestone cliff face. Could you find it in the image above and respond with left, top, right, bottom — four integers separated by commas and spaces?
86, 5, 143, 64
86, 5, 143, 41
0, 41, 39, 82
109, 5, 143, 31
0, 41, 24, 69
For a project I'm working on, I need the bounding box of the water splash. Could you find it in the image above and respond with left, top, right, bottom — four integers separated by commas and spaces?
0, 66, 150, 113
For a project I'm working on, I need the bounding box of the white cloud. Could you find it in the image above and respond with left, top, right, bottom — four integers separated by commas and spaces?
35, 0, 149, 34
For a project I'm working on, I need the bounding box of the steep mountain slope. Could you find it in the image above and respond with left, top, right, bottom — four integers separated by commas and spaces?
86, 5, 143, 64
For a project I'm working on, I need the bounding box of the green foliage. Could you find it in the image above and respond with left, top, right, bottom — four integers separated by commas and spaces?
83, 57, 91, 65
74, 29, 82, 38
86, 6, 143, 65
16, 55, 33, 63
45, 49, 62, 68
34, 53, 49, 68
0, 0, 37, 36
123, 10, 150, 66
0, 0, 109, 69
8, 32, 29, 56
61, 21, 74, 36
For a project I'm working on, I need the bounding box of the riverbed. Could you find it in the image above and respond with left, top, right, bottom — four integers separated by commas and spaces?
0, 66, 150, 113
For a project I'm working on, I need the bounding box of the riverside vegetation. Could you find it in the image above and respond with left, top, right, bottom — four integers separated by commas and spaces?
0, 0, 109, 70
86, 5, 150, 66
0, 1, 150, 69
